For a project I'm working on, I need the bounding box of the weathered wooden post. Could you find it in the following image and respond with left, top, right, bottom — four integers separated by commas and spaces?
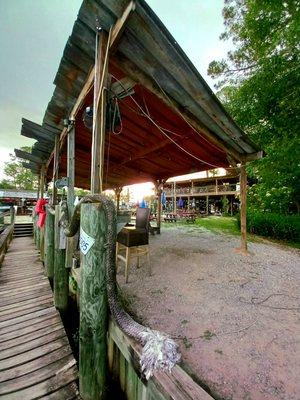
52, 135, 60, 205
10, 206, 15, 225
45, 206, 55, 280
155, 181, 162, 234
39, 165, 46, 262
114, 187, 122, 211
54, 205, 68, 313
239, 162, 248, 253
65, 122, 76, 269
173, 181, 177, 214
79, 202, 108, 399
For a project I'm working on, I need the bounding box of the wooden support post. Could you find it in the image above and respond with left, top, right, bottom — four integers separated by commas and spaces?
65, 123, 76, 269
10, 206, 15, 225
230, 196, 233, 216
206, 195, 209, 215
239, 163, 248, 253
91, 29, 109, 194
115, 187, 122, 211
79, 202, 108, 399
52, 135, 60, 205
37, 173, 40, 199
67, 124, 75, 212
45, 206, 55, 279
173, 182, 177, 214
40, 165, 45, 198
156, 181, 162, 234
54, 205, 68, 313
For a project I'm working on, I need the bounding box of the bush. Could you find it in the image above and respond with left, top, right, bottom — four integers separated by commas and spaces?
237, 211, 300, 243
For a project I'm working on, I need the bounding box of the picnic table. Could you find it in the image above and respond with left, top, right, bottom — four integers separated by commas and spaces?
164, 213, 177, 223
182, 212, 196, 223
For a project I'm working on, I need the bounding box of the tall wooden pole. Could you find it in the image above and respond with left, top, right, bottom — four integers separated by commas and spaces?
240, 162, 248, 253
79, 202, 108, 399
173, 182, 177, 214
91, 29, 109, 194
54, 205, 68, 313
66, 123, 76, 269
115, 187, 122, 211
52, 135, 60, 205
156, 181, 162, 234
45, 206, 55, 280
40, 165, 45, 198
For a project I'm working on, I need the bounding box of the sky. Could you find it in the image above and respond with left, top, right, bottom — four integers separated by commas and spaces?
0, 0, 230, 183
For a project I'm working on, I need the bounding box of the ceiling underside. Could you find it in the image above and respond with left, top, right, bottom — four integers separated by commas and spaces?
16, 0, 261, 190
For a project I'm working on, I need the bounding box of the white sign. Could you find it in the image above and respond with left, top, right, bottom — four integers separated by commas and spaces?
79, 228, 95, 255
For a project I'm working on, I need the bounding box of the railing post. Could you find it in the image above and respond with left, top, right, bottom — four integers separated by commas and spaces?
79, 202, 108, 399
45, 206, 55, 280
54, 204, 68, 313
10, 206, 15, 225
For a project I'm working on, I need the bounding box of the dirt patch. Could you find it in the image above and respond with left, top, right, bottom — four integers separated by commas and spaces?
117, 225, 300, 400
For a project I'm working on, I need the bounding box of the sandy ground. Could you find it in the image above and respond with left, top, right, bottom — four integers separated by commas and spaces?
117, 224, 300, 400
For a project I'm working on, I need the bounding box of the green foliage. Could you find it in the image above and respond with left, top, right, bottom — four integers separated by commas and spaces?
237, 210, 300, 243
208, 0, 300, 214
2, 146, 38, 190
221, 196, 229, 215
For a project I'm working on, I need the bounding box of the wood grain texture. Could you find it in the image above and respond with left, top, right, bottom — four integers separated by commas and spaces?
79, 202, 108, 399
45, 207, 55, 278
108, 319, 214, 400
0, 236, 78, 398
54, 205, 68, 312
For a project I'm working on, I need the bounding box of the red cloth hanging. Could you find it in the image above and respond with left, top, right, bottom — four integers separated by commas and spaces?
35, 198, 48, 228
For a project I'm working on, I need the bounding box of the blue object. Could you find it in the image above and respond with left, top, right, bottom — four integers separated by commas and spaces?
161, 191, 166, 207
139, 199, 146, 208
177, 197, 184, 208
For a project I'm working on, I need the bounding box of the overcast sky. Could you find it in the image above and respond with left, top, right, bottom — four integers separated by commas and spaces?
0, 0, 229, 177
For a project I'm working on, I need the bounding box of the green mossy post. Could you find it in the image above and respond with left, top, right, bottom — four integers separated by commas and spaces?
79, 202, 108, 400
54, 205, 68, 313
45, 207, 55, 279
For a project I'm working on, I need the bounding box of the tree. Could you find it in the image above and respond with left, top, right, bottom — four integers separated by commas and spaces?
2, 147, 38, 190
208, 0, 300, 213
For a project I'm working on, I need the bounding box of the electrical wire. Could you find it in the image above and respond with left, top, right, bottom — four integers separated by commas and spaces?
110, 73, 223, 169
152, 76, 225, 153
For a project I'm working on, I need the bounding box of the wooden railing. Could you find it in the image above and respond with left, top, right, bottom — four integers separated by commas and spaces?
165, 184, 238, 196
0, 209, 15, 266
108, 319, 213, 400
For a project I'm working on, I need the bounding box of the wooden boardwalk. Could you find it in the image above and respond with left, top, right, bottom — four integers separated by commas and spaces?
0, 237, 79, 399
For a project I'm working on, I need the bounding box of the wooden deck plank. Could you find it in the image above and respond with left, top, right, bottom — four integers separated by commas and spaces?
0, 365, 78, 400
0, 346, 72, 383
0, 236, 78, 397
0, 328, 66, 360
0, 301, 54, 322
0, 322, 62, 350
0, 355, 75, 395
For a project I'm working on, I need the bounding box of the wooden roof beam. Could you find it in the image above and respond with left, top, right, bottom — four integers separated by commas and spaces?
46, 1, 137, 170
14, 149, 43, 164
112, 55, 247, 163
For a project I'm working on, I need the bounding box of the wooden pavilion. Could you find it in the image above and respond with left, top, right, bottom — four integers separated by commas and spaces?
12, 1, 264, 398
15, 0, 262, 252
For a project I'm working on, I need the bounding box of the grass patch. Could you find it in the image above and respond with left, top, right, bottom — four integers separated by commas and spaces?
194, 216, 240, 236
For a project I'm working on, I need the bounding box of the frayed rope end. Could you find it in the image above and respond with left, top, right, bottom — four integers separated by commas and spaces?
139, 329, 181, 380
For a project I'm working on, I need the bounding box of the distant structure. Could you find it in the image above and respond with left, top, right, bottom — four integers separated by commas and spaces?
0, 189, 37, 213
164, 171, 239, 215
